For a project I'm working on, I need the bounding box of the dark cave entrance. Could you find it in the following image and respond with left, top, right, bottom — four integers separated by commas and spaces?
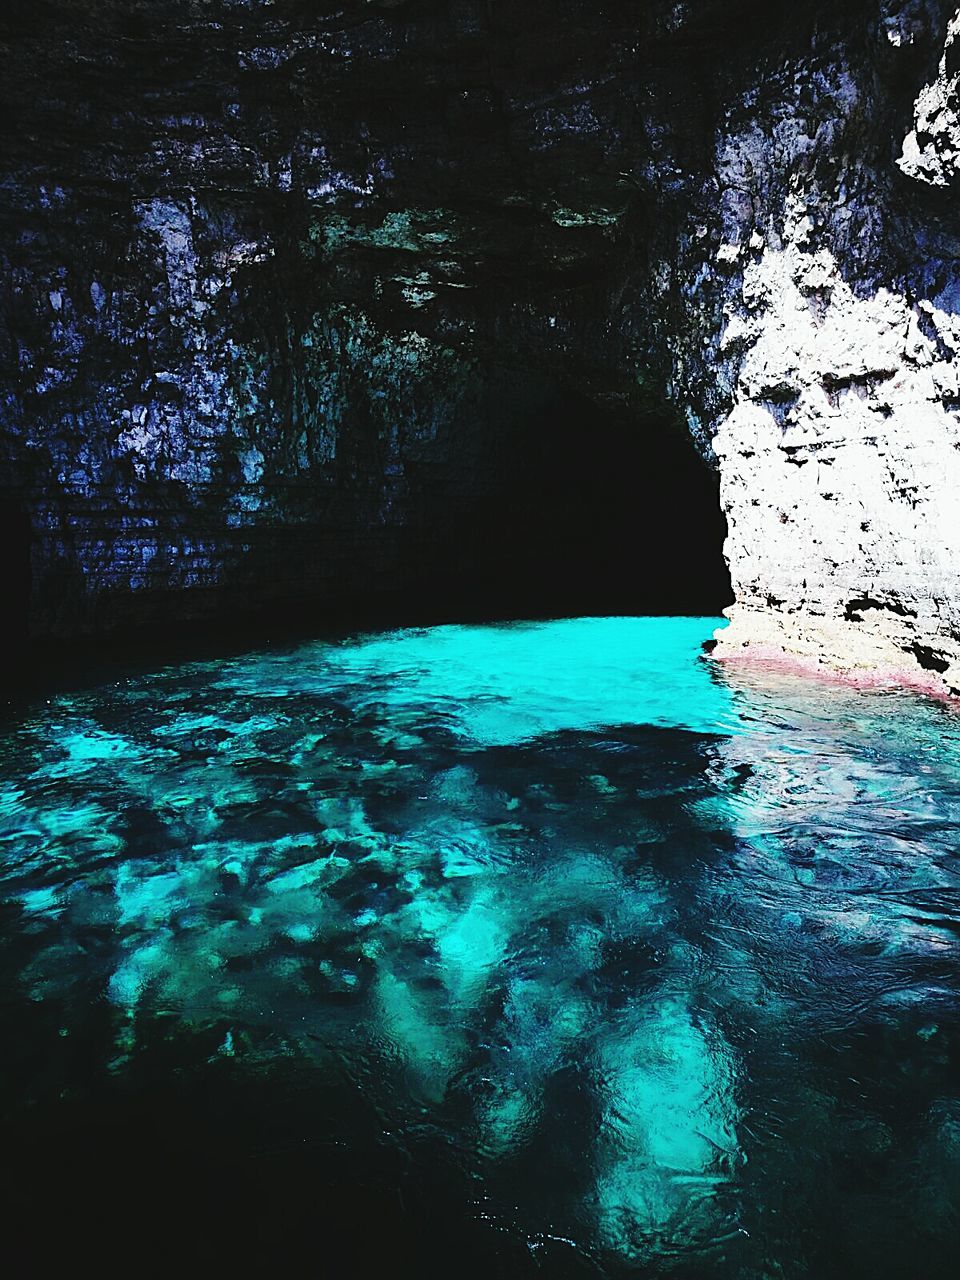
0, 497, 30, 648
404, 376, 733, 622
11, 380, 732, 673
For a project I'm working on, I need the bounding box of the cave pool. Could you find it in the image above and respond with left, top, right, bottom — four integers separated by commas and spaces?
2, 615, 959, 1276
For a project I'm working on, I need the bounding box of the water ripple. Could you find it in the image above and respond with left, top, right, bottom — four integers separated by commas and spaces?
2, 618, 960, 1275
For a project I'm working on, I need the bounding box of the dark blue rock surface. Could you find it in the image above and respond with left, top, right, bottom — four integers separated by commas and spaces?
0, 1, 951, 639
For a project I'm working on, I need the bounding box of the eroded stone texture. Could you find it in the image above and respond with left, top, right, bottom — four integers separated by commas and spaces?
712, 236, 960, 693
1, 0, 735, 637
899, 9, 960, 185
672, 1, 960, 694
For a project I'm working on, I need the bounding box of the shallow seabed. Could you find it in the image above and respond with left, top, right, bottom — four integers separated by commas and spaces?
2, 617, 959, 1276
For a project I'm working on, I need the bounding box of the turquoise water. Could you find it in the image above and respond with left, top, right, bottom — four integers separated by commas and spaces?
2, 616, 959, 1274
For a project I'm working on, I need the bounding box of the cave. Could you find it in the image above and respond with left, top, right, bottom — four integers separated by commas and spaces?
387, 377, 732, 626
11, 371, 731, 664
3, 3, 960, 1277
0, 497, 30, 648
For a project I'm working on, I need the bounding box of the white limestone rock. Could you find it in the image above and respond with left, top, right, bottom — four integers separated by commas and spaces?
712, 232, 960, 693
898, 10, 960, 187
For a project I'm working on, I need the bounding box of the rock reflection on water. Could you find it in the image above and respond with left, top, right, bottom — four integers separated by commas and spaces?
1, 618, 959, 1275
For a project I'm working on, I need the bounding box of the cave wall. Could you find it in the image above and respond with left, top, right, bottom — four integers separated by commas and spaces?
693, 1, 960, 694
2, 0, 959, 684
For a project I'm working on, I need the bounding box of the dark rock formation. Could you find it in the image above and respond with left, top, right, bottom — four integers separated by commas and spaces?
1, 1, 958, 676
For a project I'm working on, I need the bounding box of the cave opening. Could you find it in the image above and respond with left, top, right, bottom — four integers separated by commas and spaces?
10, 376, 733, 689
0, 496, 30, 652
402, 376, 733, 625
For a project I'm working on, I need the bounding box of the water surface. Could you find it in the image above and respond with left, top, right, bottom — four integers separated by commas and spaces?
2, 617, 959, 1275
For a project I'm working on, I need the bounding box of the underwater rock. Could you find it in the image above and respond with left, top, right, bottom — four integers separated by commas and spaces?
591, 995, 740, 1258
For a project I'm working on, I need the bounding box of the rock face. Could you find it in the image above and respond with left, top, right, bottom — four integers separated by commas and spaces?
0, 0, 734, 641
2, 0, 960, 689
699, 2, 960, 694
899, 9, 960, 186
711, 235, 960, 694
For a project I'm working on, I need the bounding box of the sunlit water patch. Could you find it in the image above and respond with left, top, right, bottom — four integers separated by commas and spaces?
1, 617, 959, 1275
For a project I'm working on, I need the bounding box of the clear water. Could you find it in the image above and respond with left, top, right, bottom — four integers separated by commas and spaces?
2, 616, 959, 1275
